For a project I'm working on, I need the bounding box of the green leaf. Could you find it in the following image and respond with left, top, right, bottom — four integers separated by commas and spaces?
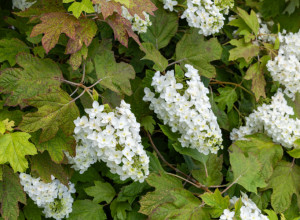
0, 121, 5, 135
158, 124, 180, 141
85, 181, 116, 204
200, 189, 230, 218
146, 172, 182, 190
93, 41, 135, 96
110, 200, 132, 220
0, 165, 26, 220
230, 145, 267, 193
32, 129, 76, 163
140, 42, 168, 72
191, 154, 223, 187
231, 133, 283, 180
68, 200, 107, 220
267, 161, 300, 213
30, 152, 72, 186
0, 38, 29, 66
67, 0, 95, 18
284, 0, 300, 14
19, 89, 79, 143
117, 181, 149, 204
245, 62, 265, 101
229, 39, 260, 63
31, 12, 79, 53
176, 29, 222, 78
236, 7, 260, 35
214, 87, 238, 111
23, 198, 42, 220
32, 46, 45, 58
0, 132, 37, 172
141, 116, 156, 134
140, 6, 178, 49
0, 53, 62, 108
172, 142, 209, 163
264, 209, 278, 220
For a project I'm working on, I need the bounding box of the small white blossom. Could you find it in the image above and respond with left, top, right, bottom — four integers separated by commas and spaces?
121, 6, 152, 34
12, 0, 36, 10
163, 0, 178, 11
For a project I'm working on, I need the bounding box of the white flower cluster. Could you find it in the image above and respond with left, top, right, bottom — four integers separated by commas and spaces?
143, 65, 223, 155
230, 90, 300, 148
12, 0, 36, 10
181, 0, 233, 36
121, 6, 152, 34
257, 14, 276, 43
66, 100, 150, 183
163, 0, 178, 11
19, 173, 75, 220
267, 30, 300, 99
220, 192, 268, 220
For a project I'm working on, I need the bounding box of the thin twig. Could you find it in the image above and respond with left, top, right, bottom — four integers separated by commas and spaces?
70, 87, 79, 97
88, 78, 103, 89
81, 62, 86, 83
167, 58, 187, 67
69, 89, 86, 104
221, 175, 242, 195
166, 173, 202, 189
210, 80, 255, 98
145, 131, 210, 192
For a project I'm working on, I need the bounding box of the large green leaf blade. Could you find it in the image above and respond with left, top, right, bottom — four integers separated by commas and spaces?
0, 165, 26, 220
94, 42, 135, 96
0, 132, 37, 172
230, 145, 267, 193
140, 6, 178, 49
0, 38, 29, 66
85, 181, 116, 204
18, 89, 80, 142
175, 29, 222, 78
267, 161, 300, 213
68, 200, 107, 220
0, 53, 62, 108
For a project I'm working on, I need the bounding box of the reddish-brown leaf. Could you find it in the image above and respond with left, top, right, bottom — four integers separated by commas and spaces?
66, 18, 97, 54
106, 14, 140, 47
31, 12, 79, 54
127, 0, 157, 19
93, 0, 122, 19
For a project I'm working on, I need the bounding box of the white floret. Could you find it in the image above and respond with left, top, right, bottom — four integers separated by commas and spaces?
12, 0, 36, 10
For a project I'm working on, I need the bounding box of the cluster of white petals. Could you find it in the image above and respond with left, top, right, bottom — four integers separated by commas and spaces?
267, 30, 300, 99
163, 0, 178, 11
256, 14, 276, 43
121, 6, 152, 34
66, 100, 150, 183
230, 90, 300, 148
19, 173, 75, 220
181, 0, 233, 36
12, 0, 36, 10
220, 193, 268, 220
143, 64, 223, 155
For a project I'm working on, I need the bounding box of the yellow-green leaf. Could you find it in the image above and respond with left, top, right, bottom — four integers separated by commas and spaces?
0, 132, 37, 172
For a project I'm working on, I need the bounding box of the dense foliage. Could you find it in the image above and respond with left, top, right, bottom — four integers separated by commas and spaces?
0, 0, 300, 219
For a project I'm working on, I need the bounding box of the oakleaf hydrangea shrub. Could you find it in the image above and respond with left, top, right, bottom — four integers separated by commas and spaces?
66, 100, 150, 182
143, 64, 223, 155
19, 173, 75, 220
2, 0, 300, 219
